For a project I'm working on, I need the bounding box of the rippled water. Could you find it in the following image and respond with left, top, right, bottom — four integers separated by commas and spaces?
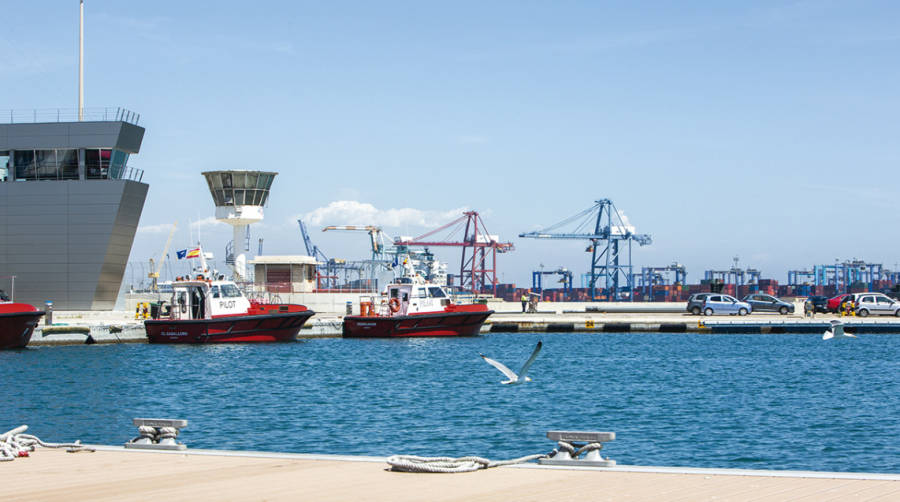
2, 333, 899, 473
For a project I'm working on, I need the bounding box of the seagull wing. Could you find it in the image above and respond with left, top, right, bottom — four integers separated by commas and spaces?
833, 323, 845, 337
517, 341, 543, 379
823, 330, 834, 340
481, 354, 517, 381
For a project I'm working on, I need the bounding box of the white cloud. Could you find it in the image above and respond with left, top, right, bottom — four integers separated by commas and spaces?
137, 222, 176, 234
138, 217, 227, 236
299, 200, 468, 229
191, 216, 227, 229
610, 209, 637, 236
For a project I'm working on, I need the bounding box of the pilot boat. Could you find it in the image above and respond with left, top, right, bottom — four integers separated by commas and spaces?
145, 276, 314, 344
0, 301, 45, 350
342, 262, 493, 338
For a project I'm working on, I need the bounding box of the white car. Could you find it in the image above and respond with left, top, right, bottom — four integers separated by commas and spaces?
702, 294, 752, 316
854, 293, 900, 317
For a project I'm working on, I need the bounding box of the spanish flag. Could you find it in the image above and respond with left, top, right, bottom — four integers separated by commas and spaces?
186, 248, 201, 259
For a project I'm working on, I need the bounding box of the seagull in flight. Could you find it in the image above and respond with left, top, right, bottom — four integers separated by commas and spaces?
480, 341, 542, 385
823, 319, 856, 340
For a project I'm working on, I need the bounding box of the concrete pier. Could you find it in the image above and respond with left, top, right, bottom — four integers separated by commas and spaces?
24, 305, 900, 347
4, 447, 899, 501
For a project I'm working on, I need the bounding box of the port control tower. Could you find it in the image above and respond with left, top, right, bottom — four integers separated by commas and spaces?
202, 171, 277, 281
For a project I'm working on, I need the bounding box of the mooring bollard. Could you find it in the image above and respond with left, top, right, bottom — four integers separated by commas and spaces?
124, 418, 188, 451
539, 430, 616, 467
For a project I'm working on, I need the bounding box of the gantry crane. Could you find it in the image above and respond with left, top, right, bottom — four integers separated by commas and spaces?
634, 262, 686, 300
520, 199, 651, 301
148, 221, 177, 291
394, 211, 514, 295
297, 219, 366, 289
531, 267, 574, 300
704, 258, 761, 295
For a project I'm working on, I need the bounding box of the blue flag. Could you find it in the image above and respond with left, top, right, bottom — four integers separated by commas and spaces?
176, 249, 187, 260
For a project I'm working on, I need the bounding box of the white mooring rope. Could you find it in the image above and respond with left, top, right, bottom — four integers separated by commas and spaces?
0, 425, 94, 461
386, 453, 547, 473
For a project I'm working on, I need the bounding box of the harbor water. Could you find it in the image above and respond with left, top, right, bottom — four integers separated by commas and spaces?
2, 332, 899, 473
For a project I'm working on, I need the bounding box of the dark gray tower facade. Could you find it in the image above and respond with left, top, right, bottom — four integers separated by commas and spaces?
0, 109, 148, 310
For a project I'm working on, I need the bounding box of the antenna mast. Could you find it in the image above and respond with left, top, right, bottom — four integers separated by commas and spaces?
78, 0, 84, 121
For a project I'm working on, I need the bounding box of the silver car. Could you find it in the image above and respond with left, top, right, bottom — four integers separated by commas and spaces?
854, 293, 900, 317
702, 294, 752, 316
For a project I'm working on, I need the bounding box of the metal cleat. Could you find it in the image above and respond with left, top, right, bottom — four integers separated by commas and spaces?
539, 430, 616, 467
124, 418, 188, 451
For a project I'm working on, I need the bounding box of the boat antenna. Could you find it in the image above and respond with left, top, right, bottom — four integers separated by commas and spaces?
78, 0, 84, 121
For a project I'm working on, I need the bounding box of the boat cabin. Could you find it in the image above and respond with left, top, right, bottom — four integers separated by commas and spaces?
384, 277, 451, 315
167, 279, 251, 320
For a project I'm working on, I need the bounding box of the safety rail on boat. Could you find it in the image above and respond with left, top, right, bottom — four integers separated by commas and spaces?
0, 107, 141, 125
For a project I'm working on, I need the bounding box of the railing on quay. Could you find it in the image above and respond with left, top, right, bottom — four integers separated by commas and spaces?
0, 107, 141, 126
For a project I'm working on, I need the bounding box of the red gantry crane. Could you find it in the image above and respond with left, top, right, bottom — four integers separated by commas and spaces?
393, 211, 514, 296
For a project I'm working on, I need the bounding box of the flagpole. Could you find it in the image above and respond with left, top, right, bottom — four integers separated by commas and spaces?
78, 0, 84, 121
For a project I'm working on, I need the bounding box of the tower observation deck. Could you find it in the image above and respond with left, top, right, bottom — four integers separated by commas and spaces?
0, 107, 148, 310
202, 170, 277, 281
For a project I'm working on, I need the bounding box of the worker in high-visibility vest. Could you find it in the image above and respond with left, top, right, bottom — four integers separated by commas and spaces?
521, 293, 528, 313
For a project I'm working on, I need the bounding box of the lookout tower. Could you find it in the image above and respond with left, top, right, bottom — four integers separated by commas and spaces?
202, 170, 277, 281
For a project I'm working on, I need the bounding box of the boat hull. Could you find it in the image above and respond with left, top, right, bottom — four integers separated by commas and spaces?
342, 309, 493, 338
0, 310, 45, 349
145, 310, 315, 344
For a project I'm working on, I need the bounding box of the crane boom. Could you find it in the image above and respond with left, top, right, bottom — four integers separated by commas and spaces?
322, 225, 386, 254
156, 221, 178, 276
148, 221, 177, 290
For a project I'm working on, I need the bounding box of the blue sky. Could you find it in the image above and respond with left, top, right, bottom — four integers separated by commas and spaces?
4, 1, 900, 287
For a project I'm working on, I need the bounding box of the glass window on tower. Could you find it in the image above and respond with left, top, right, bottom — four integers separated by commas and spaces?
14, 150, 36, 180
0, 151, 8, 182
34, 150, 59, 180
58, 149, 79, 180
86, 149, 112, 179
108, 149, 128, 179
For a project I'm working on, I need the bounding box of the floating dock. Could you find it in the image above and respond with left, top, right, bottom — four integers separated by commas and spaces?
4, 447, 899, 501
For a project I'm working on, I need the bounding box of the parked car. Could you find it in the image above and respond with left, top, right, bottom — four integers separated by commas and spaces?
702, 294, 752, 316
741, 294, 794, 315
854, 293, 900, 317
686, 293, 713, 315
805, 295, 829, 314
826, 294, 854, 313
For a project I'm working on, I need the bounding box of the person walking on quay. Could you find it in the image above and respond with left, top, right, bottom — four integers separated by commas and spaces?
521, 292, 528, 313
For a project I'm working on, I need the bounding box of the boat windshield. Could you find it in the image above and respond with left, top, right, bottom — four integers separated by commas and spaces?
220, 284, 243, 298
428, 287, 447, 298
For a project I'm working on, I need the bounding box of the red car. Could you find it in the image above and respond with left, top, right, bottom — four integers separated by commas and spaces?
826, 294, 854, 313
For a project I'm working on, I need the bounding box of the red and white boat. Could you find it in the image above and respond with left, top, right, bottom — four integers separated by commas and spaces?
342, 263, 493, 338
0, 301, 45, 350
145, 277, 314, 344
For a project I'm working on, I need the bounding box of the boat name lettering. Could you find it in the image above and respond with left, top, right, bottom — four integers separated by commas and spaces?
357, 322, 377, 326
161, 331, 189, 337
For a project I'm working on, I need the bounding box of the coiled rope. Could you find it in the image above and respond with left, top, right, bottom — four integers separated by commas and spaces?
129, 425, 180, 445
386, 453, 547, 473
555, 440, 604, 457
0, 425, 94, 462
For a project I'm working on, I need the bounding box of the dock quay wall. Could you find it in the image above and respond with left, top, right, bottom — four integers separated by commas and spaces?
26, 309, 900, 347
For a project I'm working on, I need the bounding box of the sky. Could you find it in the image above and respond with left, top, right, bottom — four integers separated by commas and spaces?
3, 1, 900, 288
